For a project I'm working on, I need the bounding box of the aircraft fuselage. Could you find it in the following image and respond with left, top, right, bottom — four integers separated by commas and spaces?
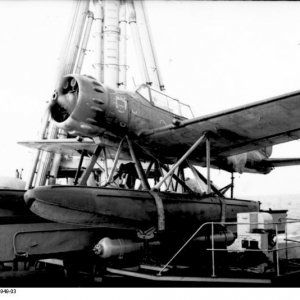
50, 74, 273, 174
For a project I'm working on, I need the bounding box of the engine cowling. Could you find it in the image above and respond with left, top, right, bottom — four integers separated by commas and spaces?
50, 74, 109, 136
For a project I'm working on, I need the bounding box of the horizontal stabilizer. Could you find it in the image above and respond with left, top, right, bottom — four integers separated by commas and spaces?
261, 158, 300, 168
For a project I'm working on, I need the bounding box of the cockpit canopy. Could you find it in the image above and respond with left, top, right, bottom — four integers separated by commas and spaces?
136, 84, 194, 119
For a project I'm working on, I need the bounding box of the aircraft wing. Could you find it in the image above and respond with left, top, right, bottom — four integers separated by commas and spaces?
18, 138, 98, 156
18, 137, 131, 161
139, 90, 300, 159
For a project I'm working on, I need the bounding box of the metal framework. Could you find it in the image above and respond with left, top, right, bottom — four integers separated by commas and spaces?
101, 134, 209, 193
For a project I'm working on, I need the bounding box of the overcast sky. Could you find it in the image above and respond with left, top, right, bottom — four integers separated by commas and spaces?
1, 1, 300, 198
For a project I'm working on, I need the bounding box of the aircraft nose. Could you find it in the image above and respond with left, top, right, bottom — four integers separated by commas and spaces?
50, 77, 78, 123
49, 74, 107, 136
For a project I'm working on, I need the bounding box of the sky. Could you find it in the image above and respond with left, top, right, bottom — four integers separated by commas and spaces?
1, 1, 300, 198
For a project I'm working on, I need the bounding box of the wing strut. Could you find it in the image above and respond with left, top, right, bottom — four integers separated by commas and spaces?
104, 137, 126, 186
103, 136, 151, 190
206, 136, 211, 194
74, 150, 86, 185
186, 160, 223, 197
102, 147, 109, 180
132, 142, 194, 193
79, 145, 103, 185
152, 133, 209, 191
126, 136, 150, 190
159, 163, 194, 194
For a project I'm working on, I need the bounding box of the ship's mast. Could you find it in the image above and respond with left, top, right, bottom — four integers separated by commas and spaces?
118, 0, 128, 89
93, 0, 104, 82
133, 1, 165, 90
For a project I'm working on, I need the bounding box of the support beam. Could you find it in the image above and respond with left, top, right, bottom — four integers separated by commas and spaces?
74, 10, 94, 74
121, 134, 192, 193
178, 166, 186, 192
145, 161, 154, 177
93, 0, 104, 82
138, 161, 154, 190
160, 164, 194, 194
74, 150, 86, 185
186, 160, 226, 222
206, 136, 211, 194
48, 129, 68, 185
166, 167, 177, 191
153, 161, 160, 184
79, 145, 102, 185
157, 164, 169, 190
104, 137, 125, 185
102, 0, 120, 88
186, 160, 223, 197
102, 147, 109, 180
152, 133, 207, 191
218, 184, 231, 196
118, 0, 128, 89
135, 0, 165, 90
230, 172, 234, 199
186, 161, 206, 194
174, 167, 180, 192
127, 1, 151, 85
26, 108, 50, 189
126, 136, 150, 190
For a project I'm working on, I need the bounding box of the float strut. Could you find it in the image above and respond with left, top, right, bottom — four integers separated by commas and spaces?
160, 164, 193, 194
230, 172, 234, 199
126, 136, 150, 190
104, 137, 125, 185
74, 150, 86, 185
137, 161, 154, 190
152, 133, 207, 191
79, 145, 102, 185
186, 160, 223, 197
102, 147, 109, 180
206, 136, 211, 194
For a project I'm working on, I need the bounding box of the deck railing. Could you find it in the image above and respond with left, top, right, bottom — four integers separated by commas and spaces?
158, 218, 300, 277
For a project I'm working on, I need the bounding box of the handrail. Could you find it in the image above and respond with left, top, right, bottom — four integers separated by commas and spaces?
158, 219, 300, 278
157, 222, 211, 275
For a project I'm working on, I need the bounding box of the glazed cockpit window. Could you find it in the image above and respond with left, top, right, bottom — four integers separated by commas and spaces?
136, 84, 194, 119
